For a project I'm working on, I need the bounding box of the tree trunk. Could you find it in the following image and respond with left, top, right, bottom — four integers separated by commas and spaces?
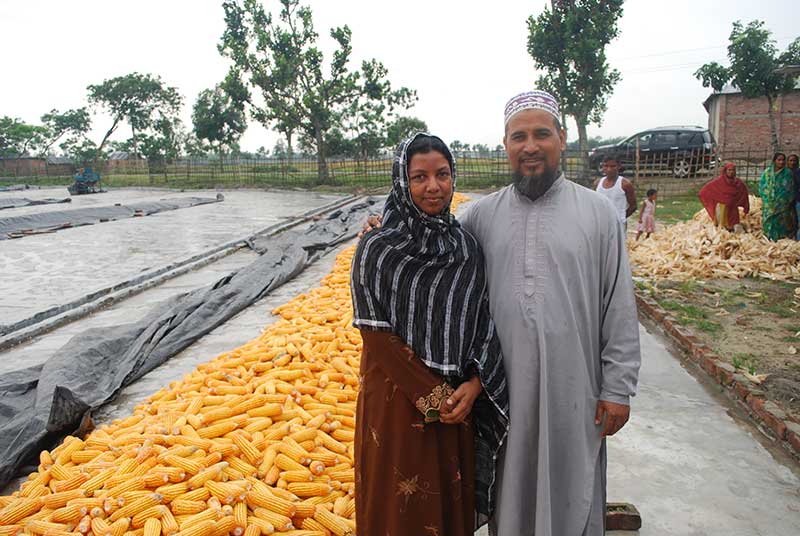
286, 130, 294, 165
313, 121, 329, 185
766, 94, 780, 153
576, 116, 589, 182
560, 110, 568, 174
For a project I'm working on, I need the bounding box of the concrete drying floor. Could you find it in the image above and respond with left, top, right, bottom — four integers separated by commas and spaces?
0, 188, 342, 326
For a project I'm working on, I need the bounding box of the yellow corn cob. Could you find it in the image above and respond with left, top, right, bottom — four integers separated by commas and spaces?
42, 489, 86, 510
162, 455, 203, 475
169, 500, 206, 516
108, 493, 162, 523
229, 434, 262, 466
50, 503, 83, 523
241, 524, 259, 536
245, 516, 275, 535
232, 502, 247, 532
246, 488, 296, 518
186, 462, 227, 490
131, 504, 167, 528
0, 497, 43, 524
326, 470, 354, 483
143, 518, 161, 536
24, 519, 69, 534
286, 482, 332, 498
178, 509, 219, 531
279, 470, 314, 483
155, 483, 189, 503
175, 519, 214, 536
83, 467, 116, 495
252, 508, 292, 532
109, 517, 131, 536
159, 507, 179, 536
313, 506, 353, 536
91, 517, 111, 536
274, 454, 306, 473
173, 488, 210, 503
301, 518, 330, 533
210, 515, 235, 536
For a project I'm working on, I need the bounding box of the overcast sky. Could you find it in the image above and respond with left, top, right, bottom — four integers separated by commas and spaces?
1, 0, 797, 152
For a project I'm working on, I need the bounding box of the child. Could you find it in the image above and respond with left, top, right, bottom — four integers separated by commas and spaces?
636, 188, 657, 240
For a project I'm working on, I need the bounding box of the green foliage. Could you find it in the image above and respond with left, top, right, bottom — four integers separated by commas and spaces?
695, 21, 799, 151
566, 135, 626, 151
385, 116, 428, 148
40, 108, 91, 156
694, 62, 730, 92
527, 0, 624, 158
0, 116, 47, 157
87, 72, 183, 161
219, 0, 415, 183
192, 70, 249, 157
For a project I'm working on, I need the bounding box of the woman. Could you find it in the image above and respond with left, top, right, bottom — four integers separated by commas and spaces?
759, 152, 796, 241
698, 162, 750, 231
351, 133, 509, 535
788, 153, 800, 240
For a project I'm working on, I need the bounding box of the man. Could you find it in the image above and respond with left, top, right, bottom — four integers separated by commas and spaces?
458, 91, 640, 536
362, 90, 641, 535
593, 155, 637, 231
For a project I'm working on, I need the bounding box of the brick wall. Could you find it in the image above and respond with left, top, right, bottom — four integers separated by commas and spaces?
712, 90, 800, 152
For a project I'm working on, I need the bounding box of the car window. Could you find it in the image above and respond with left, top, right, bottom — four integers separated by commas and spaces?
652, 132, 678, 146
677, 132, 696, 146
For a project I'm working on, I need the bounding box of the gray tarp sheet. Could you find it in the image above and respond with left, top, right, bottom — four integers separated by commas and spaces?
0, 196, 223, 239
0, 198, 72, 210
0, 197, 379, 487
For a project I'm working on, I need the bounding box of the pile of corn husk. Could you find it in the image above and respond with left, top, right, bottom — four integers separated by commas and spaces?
628, 196, 800, 281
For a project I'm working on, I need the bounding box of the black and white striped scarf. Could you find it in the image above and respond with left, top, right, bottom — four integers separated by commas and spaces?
350, 133, 508, 518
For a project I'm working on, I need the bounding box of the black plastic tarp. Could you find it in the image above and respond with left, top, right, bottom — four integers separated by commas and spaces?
0, 197, 379, 488
0, 196, 223, 239
0, 198, 72, 210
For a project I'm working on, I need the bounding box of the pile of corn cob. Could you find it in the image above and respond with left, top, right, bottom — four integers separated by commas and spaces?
628, 196, 800, 281
0, 193, 471, 536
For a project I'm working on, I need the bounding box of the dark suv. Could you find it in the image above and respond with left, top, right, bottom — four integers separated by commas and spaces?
588, 126, 716, 177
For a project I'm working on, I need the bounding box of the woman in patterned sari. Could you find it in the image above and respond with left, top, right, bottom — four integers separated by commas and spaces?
351, 133, 509, 536
759, 152, 797, 241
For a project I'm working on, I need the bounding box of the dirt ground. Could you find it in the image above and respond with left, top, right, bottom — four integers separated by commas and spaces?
637, 278, 800, 421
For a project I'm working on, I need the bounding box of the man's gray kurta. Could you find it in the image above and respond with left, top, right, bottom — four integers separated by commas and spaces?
460, 177, 641, 536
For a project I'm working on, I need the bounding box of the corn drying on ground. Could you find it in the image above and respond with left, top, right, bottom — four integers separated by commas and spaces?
0, 192, 471, 536
627, 196, 800, 281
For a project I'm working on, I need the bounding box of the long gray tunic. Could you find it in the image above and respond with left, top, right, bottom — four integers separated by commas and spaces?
460, 177, 641, 536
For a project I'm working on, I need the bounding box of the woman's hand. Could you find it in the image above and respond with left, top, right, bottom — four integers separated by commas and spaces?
440, 376, 482, 424
357, 214, 383, 238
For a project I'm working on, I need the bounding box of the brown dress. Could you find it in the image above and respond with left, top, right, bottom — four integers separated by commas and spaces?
355, 330, 476, 536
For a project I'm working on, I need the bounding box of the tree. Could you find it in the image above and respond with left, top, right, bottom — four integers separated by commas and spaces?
695, 21, 800, 151
192, 71, 249, 161
87, 72, 183, 162
220, 0, 415, 183
386, 116, 428, 148
0, 117, 46, 157
39, 108, 91, 156
527, 0, 624, 174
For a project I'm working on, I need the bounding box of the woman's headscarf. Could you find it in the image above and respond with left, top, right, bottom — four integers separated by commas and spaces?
698, 163, 750, 227
350, 132, 509, 518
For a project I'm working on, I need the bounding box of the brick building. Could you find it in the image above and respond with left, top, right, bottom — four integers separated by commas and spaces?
703, 86, 800, 153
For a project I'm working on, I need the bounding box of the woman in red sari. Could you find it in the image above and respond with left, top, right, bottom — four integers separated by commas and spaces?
698, 162, 750, 231
351, 134, 509, 536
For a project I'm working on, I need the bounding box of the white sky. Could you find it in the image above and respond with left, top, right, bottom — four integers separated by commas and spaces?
0, 0, 797, 152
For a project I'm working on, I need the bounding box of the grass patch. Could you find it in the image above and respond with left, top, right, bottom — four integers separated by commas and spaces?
654, 190, 704, 224
658, 299, 722, 333
731, 353, 759, 375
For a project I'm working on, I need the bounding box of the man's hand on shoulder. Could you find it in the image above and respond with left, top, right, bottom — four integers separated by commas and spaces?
595, 399, 630, 437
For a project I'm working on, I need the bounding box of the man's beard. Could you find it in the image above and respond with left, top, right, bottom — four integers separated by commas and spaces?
512, 167, 560, 201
